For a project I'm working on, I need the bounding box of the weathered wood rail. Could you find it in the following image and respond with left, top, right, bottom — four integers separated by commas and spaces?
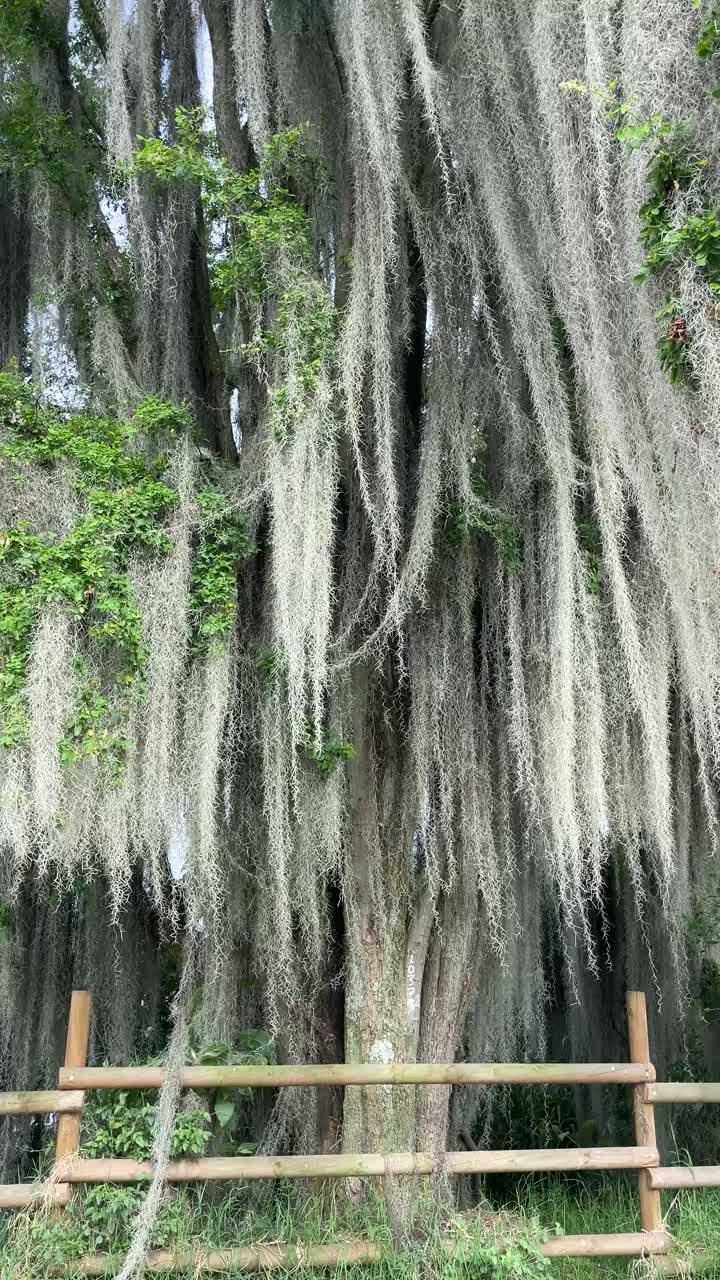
642, 1076, 720, 1195
646, 1082, 720, 1104
1, 988, 718, 1273
0, 1183, 71, 1210
0, 1090, 84, 1117
63, 1144, 659, 1184
45, 1231, 673, 1276
60, 1059, 654, 1089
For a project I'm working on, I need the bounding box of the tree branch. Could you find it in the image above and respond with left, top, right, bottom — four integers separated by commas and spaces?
76, 0, 107, 59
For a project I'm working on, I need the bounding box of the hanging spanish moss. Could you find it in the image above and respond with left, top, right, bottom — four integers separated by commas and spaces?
2, 0, 720, 1190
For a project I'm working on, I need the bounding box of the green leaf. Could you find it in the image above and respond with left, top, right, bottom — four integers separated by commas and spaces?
214, 1098, 236, 1129
198, 1041, 230, 1064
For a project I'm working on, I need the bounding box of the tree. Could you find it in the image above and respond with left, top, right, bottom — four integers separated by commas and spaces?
2, 0, 720, 1183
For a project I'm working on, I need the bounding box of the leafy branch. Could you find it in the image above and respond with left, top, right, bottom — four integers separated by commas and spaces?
128, 111, 336, 440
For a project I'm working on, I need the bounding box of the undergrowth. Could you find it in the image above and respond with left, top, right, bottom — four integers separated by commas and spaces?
4, 1174, 720, 1277
518, 1178, 720, 1277
0, 1182, 558, 1279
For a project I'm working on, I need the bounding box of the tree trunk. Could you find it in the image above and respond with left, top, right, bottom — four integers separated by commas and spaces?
416, 880, 480, 1153
341, 665, 435, 1235
341, 662, 482, 1219
342, 664, 416, 1145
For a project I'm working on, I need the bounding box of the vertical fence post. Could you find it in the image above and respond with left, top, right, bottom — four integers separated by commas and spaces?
54, 990, 92, 1203
626, 990, 662, 1237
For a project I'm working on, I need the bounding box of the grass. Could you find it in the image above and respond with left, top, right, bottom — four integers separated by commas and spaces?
3, 1176, 720, 1277
515, 1177, 720, 1276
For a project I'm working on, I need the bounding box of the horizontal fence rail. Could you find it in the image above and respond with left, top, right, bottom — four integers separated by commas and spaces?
59, 1061, 655, 1090
0, 1084, 85, 1212
646, 1082, 720, 1104
0, 1184, 71, 1210
64, 1145, 660, 1184
649, 1166, 720, 1189
9, 988, 720, 1271
49, 1231, 673, 1275
0, 1090, 84, 1117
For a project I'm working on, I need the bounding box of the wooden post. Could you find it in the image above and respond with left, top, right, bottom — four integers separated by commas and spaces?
54, 991, 92, 1200
627, 991, 663, 1237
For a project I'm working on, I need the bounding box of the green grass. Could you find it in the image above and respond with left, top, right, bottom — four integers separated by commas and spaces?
3, 1177, 720, 1277
517, 1177, 720, 1277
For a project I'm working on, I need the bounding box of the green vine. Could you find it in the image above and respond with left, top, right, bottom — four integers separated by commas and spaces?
190, 489, 255, 656
445, 502, 523, 573
0, 374, 254, 777
301, 720, 354, 779
561, 65, 719, 386
255, 644, 287, 690
612, 14, 720, 385
128, 111, 336, 440
444, 428, 523, 571
655, 297, 696, 385
0, 377, 178, 772
440, 422, 517, 573
697, 1, 720, 94
577, 520, 603, 596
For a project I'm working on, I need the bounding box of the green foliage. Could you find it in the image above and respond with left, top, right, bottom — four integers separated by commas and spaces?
25, 1182, 191, 1263
698, 5, 720, 75
577, 521, 603, 595
129, 111, 335, 439
0, 378, 177, 769
618, 119, 698, 264
616, 97, 718, 383
444, 429, 523, 571
0, 375, 254, 772
656, 298, 696, 385
131, 397, 192, 440
0, 0, 59, 61
12, 1175, 720, 1280
614, 20, 720, 379
301, 720, 354, 779
635, 208, 720, 287
182, 996, 273, 1141
22, 1087, 212, 1265
82, 1089, 211, 1162
615, 112, 677, 155
255, 644, 288, 690
58, 663, 134, 777
190, 1037, 268, 1139
446, 503, 524, 574
449, 1222, 558, 1279
0, 3, 102, 204
0, 83, 75, 183
190, 489, 256, 655
25, 1186, 141, 1264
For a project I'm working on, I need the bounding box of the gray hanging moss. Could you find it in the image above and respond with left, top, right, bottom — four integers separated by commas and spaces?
2, 0, 720, 1185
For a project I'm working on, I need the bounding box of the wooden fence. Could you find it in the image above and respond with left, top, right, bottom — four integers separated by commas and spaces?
0, 989, 716, 1273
